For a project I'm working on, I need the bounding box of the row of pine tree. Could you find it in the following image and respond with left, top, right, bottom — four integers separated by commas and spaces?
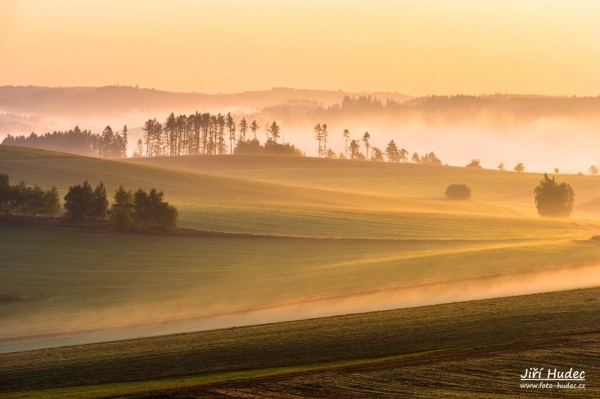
2, 110, 444, 164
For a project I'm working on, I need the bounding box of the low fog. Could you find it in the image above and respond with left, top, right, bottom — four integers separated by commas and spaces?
2, 88, 600, 172
285, 118, 600, 174
2, 112, 600, 174
2, 262, 599, 353
2, 88, 599, 353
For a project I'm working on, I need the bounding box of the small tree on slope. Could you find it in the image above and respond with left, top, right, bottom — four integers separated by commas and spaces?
534, 173, 574, 217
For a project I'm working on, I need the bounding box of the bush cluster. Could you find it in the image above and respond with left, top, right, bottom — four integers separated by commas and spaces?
63, 181, 108, 224
0, 173, 60, 216
445, 184, 471, 200
234, 139, 303, 156
110, 186, 178, 231
534, 174, 574, 217
64, 182, 178, 231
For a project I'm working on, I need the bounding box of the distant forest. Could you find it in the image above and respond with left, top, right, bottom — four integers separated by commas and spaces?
2, 126, 128, 158
1, 112, 304, 159
258, 94, 600, 125
0, 86, 411, 116
1, 111, 446, 164
2, 86, 600, 121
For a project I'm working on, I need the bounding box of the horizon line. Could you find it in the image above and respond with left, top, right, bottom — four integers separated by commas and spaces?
1, 85, 599, 99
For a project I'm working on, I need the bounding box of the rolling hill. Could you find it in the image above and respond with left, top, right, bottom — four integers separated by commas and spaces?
128, 154, 600, 216
0, 86, 412, 116
1, 145, 599, 354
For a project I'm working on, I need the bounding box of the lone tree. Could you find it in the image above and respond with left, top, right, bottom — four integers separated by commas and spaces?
385, 140, 400, 162
534, 173, 574, 217
514, 163, 525, 172
314, 123, 323, 157
238, 118, 248, 142
269, 121, 281, 143
590, 165, 598, 176
342, 129, 350, 158
498, 163, 505, 171
250, 120, 259, 140
362, 131, 371, 159
349, 139, 361, 160
445, 184, 471, 200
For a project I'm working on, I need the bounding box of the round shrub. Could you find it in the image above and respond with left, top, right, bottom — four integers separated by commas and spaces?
534, 173, 574, 217
445, 184, 471, 200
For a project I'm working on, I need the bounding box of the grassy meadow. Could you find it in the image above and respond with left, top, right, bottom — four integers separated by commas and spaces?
1, 145, 600, 353
129, 154, 600, 217
0, 145, 599, 397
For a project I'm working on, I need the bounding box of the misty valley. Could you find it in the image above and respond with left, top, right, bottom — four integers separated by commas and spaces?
2, 1, 600, 396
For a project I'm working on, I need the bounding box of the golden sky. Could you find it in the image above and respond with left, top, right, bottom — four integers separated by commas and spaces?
1, 0, 599, 95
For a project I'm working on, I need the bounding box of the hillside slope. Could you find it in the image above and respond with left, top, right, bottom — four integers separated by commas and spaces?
1, 146, 599, 353
128, 154, 600, 217
5, 145, 595, 239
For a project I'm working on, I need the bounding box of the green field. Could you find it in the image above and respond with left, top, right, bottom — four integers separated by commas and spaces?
128, 154, 600, 217
2, 225, 600, 352
1, 145, 600, 397
1, 145, 600, 354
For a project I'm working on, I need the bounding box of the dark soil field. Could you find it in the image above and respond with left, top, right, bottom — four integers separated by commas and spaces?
1, 287, 598, 398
